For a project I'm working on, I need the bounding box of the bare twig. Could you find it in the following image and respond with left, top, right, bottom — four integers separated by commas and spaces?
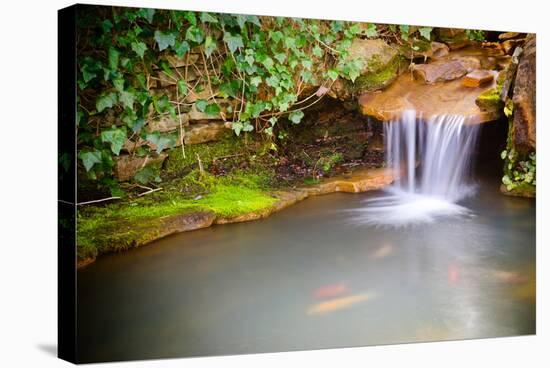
175, 79, 187, 159
77, 197, 121, 206
137, 188, 163, 197
196, 153, 204, 174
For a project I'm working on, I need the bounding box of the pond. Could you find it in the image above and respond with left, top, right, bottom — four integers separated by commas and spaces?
77, 169, 535, 363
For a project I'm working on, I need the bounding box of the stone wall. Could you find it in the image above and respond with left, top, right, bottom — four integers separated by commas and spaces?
114, 52, 233, 181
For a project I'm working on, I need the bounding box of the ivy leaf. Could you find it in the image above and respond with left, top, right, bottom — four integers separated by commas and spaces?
119, 91, 135, 109
185, 26, 205, 44
113, 77, 124, 92
108, 47, 119, 70
274, 52, 286, 64
96, 92, 117, 112
419, 27, 433, 40
200, 12, 218, 23
399, 25, 410, 41
131, 41, 147, 58
136, 8, 155, 23
223, 32, 244, 53
101, 127, 127, 155
250, 76, 262, 87
245, 54, 255, 66
154, 30, 176, 51
261, 56, 274, 71
184, 11, 197, 25
234, 15, 261, 29
101, 19, 113, 33
363, 23, 377, 38
327, 69, 339, 81
79, 150, 102, 172
204, 36, 217, 58
242, 121, 254, 132
195, 99, 208, 112
312, 45, 323, 58
177, 80, 188, 95
205, 103, 220, 116
173, 40, 190, 58
232, 121, 243, 136
146, 132, 175, 154
128, 117, 145, 133
134, 166, 161, 185
220, 80, 239, 98
81, 67, 96, 83
251, 101, 266, 118
153, 95, 172, 114
288, 110, 304, 124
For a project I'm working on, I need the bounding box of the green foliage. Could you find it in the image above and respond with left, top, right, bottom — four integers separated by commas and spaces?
465, 29, 486, 42
77, 7, 378, 185
76, 170, 277, 259
501, 148, 536, 191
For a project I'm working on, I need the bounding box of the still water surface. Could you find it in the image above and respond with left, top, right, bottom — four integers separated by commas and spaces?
77, 175, 535, 363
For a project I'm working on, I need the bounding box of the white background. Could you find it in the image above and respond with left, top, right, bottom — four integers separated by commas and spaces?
0, 0, 547, 366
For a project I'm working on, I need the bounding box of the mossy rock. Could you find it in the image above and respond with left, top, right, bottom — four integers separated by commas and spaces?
500, 183, 535, 198
354, 55, 407, 92
476, 88, 504, 111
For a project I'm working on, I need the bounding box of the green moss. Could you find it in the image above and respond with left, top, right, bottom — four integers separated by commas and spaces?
164, 131, 251, 177
476, 88, 504, 111
355, 55, 405, 92
77, 170, 278, 260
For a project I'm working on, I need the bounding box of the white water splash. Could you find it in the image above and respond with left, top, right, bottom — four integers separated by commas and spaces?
356, 110, 480, 227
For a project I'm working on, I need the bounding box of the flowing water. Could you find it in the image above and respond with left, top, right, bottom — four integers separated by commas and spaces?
77, 171, 535, 362
355, 110, 481, 226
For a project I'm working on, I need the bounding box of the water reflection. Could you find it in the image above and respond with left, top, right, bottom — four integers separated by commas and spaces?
77, 176, 535, 363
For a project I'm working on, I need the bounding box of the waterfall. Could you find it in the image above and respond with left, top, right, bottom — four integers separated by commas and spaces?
355, 110, 481, 226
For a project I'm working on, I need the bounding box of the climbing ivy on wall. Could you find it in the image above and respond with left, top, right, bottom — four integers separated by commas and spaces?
500, 104, 536, 193
75, 6, 486, 187
76, 6, 382, 183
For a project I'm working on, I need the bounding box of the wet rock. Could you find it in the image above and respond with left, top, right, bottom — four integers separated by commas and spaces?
184, 121, 227, 145
436, 28, 472, 50
113, 154, 167, 181
359, 45, 503, 123
498, 32, 521, 41
403, 41, 449, 60
502, 39, 524, 55
303, 168, 395, 195
411, 60, 468, 84
480, 56, 497, 70
452, 56, 482, 72
429, 42, 450, 59
512, 34, 536, 152
161, 211, 216, 234
462, 70, 494, 87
